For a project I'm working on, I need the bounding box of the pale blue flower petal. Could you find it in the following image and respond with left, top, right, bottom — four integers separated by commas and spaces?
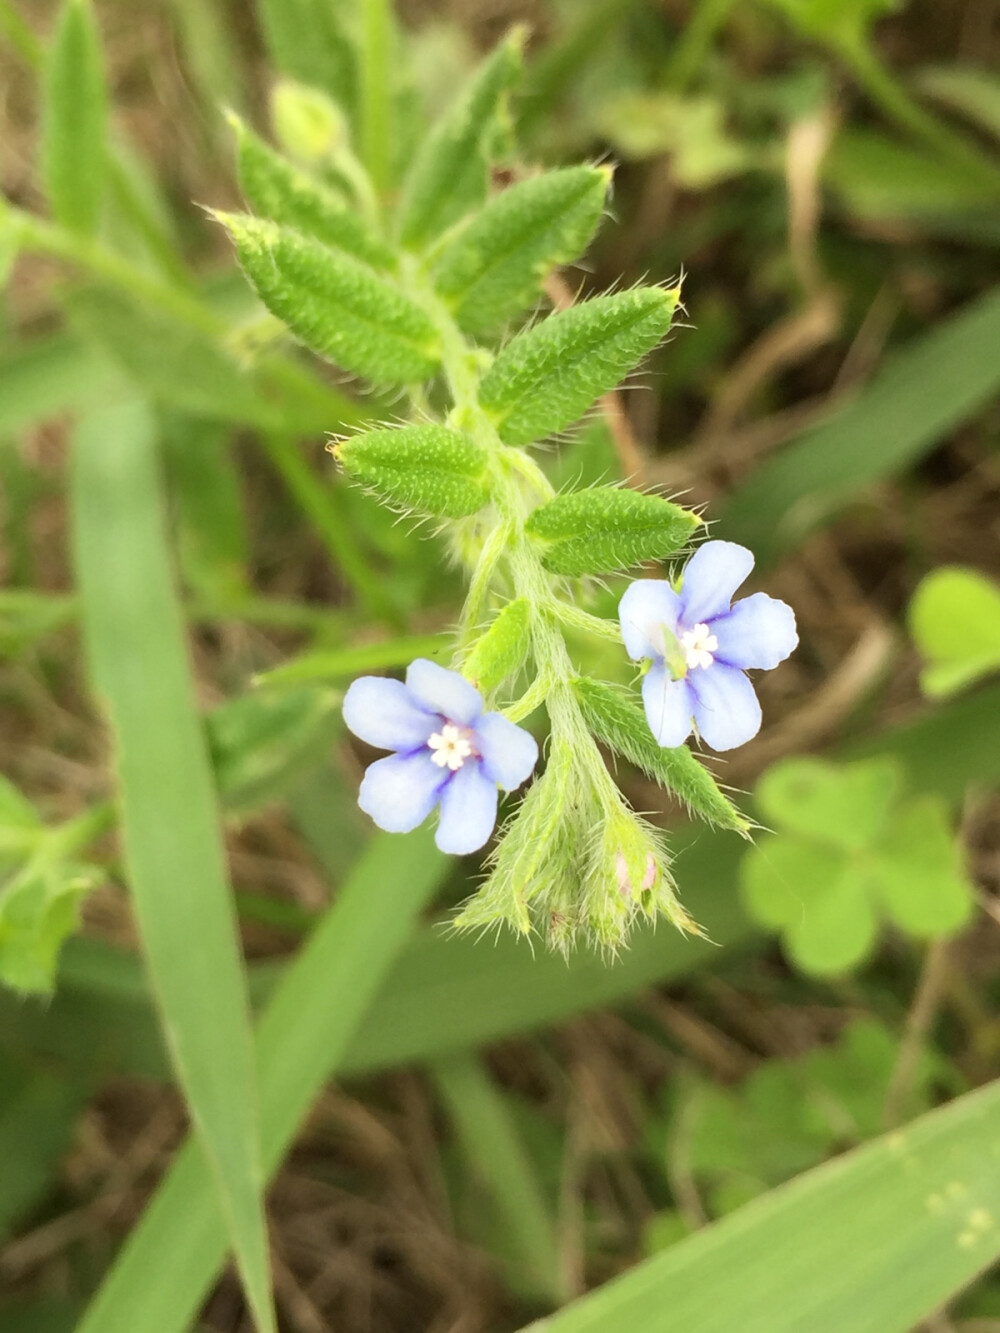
406, 658, 483, 725
619, 580, 682, 661
343, 676, 439, 752
641, 662, 695, 747
436, 762, 498, 855
679, 541, 755, 626
358, 750, 446, 832
711, 593, 799, 670
689, 663, 762, 751
474, 713, 538, 790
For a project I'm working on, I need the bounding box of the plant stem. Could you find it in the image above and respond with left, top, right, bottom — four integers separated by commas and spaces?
403, 260, 624, 801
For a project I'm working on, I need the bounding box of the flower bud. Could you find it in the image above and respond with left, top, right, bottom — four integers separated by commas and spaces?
271, 80, 348, 162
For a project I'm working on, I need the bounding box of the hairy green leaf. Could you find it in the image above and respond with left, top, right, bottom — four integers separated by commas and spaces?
479, 287, 680, 446
434, 165, 611, 333
217, 212, 440, 384
41, 0, 107, 235
526, 487, 699, 575
335, 424, 490, 517
399, 29, 524, 249
462, 597, 532, 693
571, 676, 750, 834
232, 115, 394, 269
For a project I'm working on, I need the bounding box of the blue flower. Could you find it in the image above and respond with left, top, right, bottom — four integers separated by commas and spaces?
342, 659, 539, 855
618, 540, 798, 751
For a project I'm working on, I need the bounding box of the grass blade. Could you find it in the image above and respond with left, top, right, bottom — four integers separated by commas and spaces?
431, 1053, 564, 1303
721, 285, 1000, 564
76, 829, 448, 1333
70, 401, 275, 1333
41, 0, 107, 235
525, 1077, 1000, 1333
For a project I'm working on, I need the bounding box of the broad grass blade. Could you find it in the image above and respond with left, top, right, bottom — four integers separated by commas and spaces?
722, 285, 1000, 564
71, 401, 275, 1333
75, 828, 448, 1333
524, 1077, 1000, 1333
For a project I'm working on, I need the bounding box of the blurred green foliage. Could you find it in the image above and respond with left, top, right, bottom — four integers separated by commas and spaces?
1, 0, 1000, 1329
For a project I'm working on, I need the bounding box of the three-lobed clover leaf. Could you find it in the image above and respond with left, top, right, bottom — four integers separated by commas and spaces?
660, 1018, 938, 1222
740, 756, 974, 975
909, 565, 1000, 698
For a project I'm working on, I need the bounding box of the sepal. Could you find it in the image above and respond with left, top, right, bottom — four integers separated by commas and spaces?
525, 487, 699, 576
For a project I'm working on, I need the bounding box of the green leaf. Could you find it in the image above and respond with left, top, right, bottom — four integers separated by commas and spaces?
0, 863, 95, 994
163, 416, 250, 607
255, 0, 358, 115
0, 828, 755, 1086
755, 756, 901, 851
231, 115, 394, 269
825, 130, 1000, 226
916, 66, 1000, 145
0, 1053, 87, 1242
70, 401, 275, 1333
0, 591, 75, 659
462, 597, 532, 694
207, 686, 341, 816
479, 287, 680, 446
526, 486, 699, 575
721, 285, 1000, 564
909, 565, 1000, 698
740, 836, 843, 929
431, 1054, 563, 1303
785, 875, 878, 976
871, 797, 974, 938
255, 632, 449, 689
399, 29, 524, 249
65, 284, 275, 427
571, 676, 750, 834
525, 1077, 1000, 1333
217, 212, 441, 385
75, 830, 448, 1333
599, 93, 750, 186
335, 424, 490, 517
0, 776, 43, 841
433, 165, 611, 334
41, 0, 107, 235
763, 0, 900, 49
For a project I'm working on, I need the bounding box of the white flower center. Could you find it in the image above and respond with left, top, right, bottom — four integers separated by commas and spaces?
428, 723, 476, 771
679, 623, 718, 670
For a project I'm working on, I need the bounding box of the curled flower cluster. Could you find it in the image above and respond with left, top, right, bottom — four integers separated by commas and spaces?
344, 540, 796, 855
